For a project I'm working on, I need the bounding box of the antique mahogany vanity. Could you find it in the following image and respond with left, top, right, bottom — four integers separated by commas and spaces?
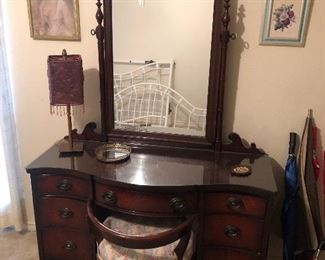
26, 0, 278, 259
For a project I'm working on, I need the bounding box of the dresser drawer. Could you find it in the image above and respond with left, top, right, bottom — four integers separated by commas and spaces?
33, 174, 91, 199
37, 197, 87, 230
204, 214, 264, 253
41, 229, 93, 260
95, 183, 197, 214
204, 193, 266, 218
204, 249, 260, 260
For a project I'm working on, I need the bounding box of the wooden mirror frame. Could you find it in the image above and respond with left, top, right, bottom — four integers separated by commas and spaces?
91, 0, 234, 152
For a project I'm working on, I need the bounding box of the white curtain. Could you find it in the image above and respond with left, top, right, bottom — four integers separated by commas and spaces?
0, 1, 24, 231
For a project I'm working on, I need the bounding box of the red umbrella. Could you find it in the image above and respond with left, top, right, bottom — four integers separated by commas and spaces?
297, 110, 324, 259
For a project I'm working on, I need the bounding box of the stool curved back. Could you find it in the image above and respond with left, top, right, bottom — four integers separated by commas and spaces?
87, 201, 195, 260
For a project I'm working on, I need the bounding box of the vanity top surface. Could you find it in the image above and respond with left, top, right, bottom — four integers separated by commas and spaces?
27, 141, 277, 195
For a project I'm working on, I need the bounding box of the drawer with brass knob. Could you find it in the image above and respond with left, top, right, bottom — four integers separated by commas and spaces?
95, 182, 197, 214
169, 197, 186, 213
102, 190, 117, 206
33, 174, 91, 200
59, 207, 74, 219
41, 229, 93, 260
37, 197, 87, 230
204, 214, 264, 253
62, 240, 76, 252
204, 192, 267, 218
224, 224, 241, 239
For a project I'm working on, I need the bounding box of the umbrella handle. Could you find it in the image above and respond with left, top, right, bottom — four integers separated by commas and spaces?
313, 241, 325, 260
289, 132, 297, 155
313, 249, 320, 260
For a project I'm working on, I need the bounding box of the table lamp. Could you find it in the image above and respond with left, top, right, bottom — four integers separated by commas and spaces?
47, 49, 84, 153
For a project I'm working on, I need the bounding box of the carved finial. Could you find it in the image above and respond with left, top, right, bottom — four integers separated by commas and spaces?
91, 0, 104, 40
96, 0, 102, 9
222, 0, 231, 29
96, 0, 104, 25
221, 0, 236, 44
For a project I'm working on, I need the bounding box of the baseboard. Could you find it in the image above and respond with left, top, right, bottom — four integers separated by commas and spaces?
27, 221, 36, 231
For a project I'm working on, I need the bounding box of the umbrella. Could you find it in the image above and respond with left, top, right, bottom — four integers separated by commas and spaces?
283, 132, 299, 260
312, 127, 320, 181
295, 110, 324, 259
303, 113, 324, 259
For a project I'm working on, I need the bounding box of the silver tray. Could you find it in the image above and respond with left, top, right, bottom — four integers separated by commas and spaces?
95, 143, 131, 163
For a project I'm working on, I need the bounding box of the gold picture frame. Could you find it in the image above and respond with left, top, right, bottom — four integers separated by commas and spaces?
27, 0, 81, 41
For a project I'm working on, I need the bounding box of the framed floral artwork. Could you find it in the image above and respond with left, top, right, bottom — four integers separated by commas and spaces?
260, 0, 311, 46
27, 0, 81, 41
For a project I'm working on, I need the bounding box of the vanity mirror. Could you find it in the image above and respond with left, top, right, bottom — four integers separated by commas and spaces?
89, 0, 235, 151
112, 0, 213, 137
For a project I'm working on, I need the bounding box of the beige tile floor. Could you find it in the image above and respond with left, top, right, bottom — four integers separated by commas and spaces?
0, 227, 38, 260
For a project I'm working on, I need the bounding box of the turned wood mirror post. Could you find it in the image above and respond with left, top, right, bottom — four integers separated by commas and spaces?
91, 0, 235, 152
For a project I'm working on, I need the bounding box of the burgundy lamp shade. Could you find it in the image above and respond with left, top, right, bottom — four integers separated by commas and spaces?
47, 53, 84, 114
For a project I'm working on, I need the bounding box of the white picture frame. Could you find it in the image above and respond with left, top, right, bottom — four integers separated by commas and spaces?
260, 0, 311, 46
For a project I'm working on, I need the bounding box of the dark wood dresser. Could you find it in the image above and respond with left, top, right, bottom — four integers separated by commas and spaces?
26, 0, 279, 258
27, 141, 277, 260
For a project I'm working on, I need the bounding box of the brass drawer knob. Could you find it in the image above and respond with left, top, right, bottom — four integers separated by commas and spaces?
227, 197, 243, 211
224, 225, 241, 239
63, 240, 76, 252
56, 179, 72, 192
170, 197, 186, 213
59, 208, 73, 219
102, 191, 117, 206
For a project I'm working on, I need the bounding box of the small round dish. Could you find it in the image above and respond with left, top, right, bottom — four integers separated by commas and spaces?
230, 165, 252, 177
95, 143, 131, 163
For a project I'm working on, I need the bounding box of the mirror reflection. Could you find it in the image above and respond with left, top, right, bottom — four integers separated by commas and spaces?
112, 0, 214, 136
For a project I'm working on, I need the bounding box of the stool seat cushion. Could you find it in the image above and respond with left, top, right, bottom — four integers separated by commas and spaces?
97, 215, 193, 260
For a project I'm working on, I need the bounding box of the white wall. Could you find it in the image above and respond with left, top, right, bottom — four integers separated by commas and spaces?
3, 0, 100, 226
225, 0, 325, 167
3, 0, 325, 227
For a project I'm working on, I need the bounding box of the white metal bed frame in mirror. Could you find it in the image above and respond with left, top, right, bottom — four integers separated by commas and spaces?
113, 61, 207, 136
112, 0, 213, 137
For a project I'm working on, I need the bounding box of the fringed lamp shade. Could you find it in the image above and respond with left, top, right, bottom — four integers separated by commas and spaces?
47, 50, 84, 153
47, 53, 84, 115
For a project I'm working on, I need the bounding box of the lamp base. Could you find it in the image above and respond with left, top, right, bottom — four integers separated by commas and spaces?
59, 141, 84, 154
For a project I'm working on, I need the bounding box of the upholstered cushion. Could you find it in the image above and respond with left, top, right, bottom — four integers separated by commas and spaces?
97, 215, 193, 260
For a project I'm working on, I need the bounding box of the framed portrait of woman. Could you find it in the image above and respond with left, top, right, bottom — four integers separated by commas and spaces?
27, 0, 81, 41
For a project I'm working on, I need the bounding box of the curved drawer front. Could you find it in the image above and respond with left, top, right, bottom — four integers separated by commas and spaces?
204, 249, 260, 260
34, 174, 91, 199
204, 193, 266, 218
41, 229, 93, 260
95, 183, 197, 214
204, 214, 263, 253
38, 197, 87, 230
